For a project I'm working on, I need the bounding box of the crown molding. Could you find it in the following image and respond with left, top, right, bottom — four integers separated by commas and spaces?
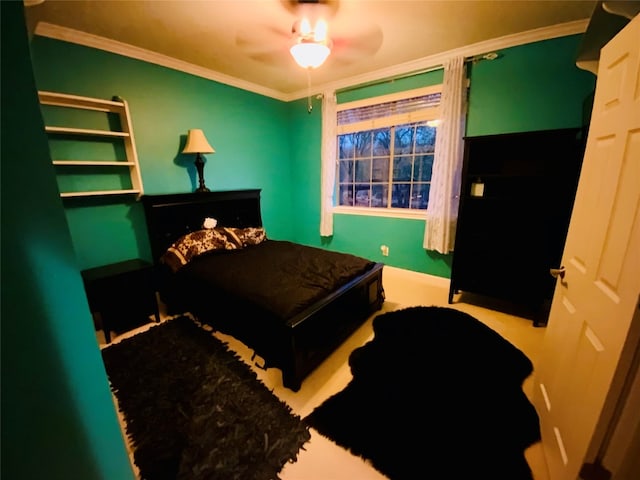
33, 22, 289, 101
34, 18, 588, 103
287, 19, 590, 100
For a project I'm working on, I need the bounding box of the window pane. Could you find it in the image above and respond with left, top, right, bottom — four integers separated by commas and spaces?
355, 184, 370, 207
392, 183, 411, 208
355, 159, 371, 182
338, 134, 354, 159
339, 184, 354, 206
372, 157, 389, 182
413, 154, 434, 182
393, 156, 412, 181
354, 131, 372, 158
395, 125, 415, 154
415, 125, 437, 153
371, 184, 388, 207
339, 159, 353, 182
411, 183, 430, 209
373, 128, 391, 156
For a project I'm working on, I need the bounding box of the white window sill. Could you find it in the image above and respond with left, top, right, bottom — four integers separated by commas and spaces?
333, 206, 427, 220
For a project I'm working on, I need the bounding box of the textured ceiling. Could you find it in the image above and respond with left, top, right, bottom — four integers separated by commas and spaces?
24, 0, 598, 99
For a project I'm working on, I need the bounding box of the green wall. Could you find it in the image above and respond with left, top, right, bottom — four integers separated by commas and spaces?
30, 37, 294, 270
285, 96, 323, 246
1, 3, 134, 478
337, 69, 444, 102
466, 35, 595, 136
28, 29, 594, 279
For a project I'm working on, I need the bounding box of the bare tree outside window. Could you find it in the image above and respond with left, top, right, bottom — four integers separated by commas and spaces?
338, 122, 436, 210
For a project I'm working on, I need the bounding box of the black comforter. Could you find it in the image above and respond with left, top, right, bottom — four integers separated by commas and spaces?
166, 240, 376, 324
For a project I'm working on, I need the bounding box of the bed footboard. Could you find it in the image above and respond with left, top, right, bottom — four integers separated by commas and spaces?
281, 262, 385, 391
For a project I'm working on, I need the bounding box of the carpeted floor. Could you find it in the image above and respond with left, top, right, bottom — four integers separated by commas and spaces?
304, 306, 541, 480
101, 315, 311, 480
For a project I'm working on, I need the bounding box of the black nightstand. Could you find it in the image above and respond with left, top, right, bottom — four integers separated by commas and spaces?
81, 259, 160, 342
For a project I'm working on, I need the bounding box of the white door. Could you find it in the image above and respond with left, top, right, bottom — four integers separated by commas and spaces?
533, 13, 640, 480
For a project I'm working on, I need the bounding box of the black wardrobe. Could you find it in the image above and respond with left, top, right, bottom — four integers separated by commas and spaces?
448, 127, 586, 326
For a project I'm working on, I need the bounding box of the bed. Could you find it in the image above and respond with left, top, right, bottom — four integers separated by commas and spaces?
140, 189, 385, 391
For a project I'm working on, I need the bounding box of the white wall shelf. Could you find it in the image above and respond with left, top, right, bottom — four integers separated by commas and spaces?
38, 90, 143, 198
60, 189, 141, 198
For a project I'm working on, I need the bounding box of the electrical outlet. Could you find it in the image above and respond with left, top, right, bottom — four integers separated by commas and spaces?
380, 245, 389, 256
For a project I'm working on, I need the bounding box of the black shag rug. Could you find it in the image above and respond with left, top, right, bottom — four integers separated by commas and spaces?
101, 315, 310, 480
304, 306, 541, 480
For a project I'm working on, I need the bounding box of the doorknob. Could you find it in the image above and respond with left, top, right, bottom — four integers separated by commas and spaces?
550, 266, 566, 279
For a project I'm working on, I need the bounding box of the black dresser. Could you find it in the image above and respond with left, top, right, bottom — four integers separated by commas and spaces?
448, 128, 585, 325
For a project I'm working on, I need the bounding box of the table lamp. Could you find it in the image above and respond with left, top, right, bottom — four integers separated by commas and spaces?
182, 129, 215, 192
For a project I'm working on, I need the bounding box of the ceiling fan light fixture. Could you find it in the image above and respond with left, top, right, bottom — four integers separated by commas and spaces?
290, 40, 331, 68
290, 17, 332, 69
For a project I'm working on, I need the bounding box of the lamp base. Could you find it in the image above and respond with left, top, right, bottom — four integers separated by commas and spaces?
194, 153, 210, 193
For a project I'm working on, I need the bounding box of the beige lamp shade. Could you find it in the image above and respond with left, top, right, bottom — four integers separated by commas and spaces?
182, 129, 215, 154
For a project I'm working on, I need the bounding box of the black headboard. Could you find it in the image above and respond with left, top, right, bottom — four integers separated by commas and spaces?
140, 189, 263, 263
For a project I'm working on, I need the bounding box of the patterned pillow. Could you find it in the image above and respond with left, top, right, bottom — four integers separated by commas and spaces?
161, 227, 266, 272
235, 226, 267, 246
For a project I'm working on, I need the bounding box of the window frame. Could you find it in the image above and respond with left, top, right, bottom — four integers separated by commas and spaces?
333, 85, 442, 220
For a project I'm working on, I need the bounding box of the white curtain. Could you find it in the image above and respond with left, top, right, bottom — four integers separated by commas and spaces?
320, 90, 337, 237
423, 56, 467, 254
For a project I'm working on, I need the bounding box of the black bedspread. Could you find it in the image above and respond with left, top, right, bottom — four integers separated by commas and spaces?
169, 240, 376, 323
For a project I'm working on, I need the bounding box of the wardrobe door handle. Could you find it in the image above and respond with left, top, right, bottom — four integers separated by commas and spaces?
550, 266, 566, 280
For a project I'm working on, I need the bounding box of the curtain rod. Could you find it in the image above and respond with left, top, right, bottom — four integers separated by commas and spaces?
335, 51, 499, 95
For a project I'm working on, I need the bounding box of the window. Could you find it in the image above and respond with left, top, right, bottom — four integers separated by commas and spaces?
335, 86, 441, 216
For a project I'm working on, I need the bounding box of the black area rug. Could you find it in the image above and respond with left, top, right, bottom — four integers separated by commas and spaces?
101, 315, 310, 480
304, 306, 541, 480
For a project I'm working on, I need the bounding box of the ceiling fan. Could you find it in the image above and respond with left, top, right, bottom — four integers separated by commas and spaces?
235, 0, 383, 70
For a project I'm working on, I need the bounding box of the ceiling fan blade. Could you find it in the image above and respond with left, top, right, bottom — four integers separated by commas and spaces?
331, 24, 384, 64
236, 27, 294, 68
236, 40, 293, 68
250, 50, 294, 68
236, 23, 289, 49
235, 23, 293, 67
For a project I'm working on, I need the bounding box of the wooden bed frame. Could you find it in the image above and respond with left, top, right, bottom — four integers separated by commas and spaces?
140, 189, 385, 391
